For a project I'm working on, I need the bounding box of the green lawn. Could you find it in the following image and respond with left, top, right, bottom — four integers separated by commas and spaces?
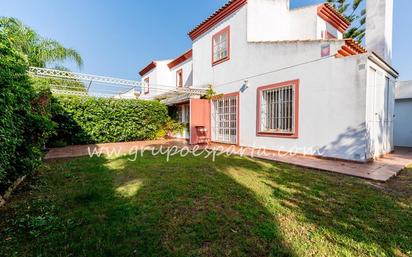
1, 152, 411, 257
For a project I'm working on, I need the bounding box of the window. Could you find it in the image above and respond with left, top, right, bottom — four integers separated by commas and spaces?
144, 77, 149, 94
176, 69, 183, 88
212, 26, 230, 65
325, 31, 336, 39
257, 80, 299, 138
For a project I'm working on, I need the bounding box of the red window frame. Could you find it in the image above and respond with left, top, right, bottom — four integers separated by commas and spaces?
144, 77, 150, 94
176, 69, 183, 88
256, 79, 299, 139
325, 31, 337, 39
212, 26, 230, 66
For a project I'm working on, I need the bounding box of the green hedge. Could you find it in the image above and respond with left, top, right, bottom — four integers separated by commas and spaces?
48, 96, 168, 146
0, 33, 54, 192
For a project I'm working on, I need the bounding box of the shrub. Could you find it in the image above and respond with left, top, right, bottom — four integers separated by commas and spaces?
48, 96, 168, 146
0, 33, 54, 192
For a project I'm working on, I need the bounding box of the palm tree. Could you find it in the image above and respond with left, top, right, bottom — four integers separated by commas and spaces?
326, 0, 366, 43
0, 17, 83, 69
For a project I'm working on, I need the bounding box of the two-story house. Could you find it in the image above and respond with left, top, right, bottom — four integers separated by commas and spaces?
138, 0, 398, 162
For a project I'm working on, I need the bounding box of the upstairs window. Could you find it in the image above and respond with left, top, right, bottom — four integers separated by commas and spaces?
257, 80, 299, 138
325, 30, 337, 39
212, 26, 230, 65
176, 69, 183, 88
144, 77, 149, 94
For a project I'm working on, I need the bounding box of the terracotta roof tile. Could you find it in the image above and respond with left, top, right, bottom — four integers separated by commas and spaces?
188, 0, 247, 40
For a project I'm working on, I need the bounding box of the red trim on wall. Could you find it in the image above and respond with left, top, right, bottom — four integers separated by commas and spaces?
176, 69, 183, 88
210, 91, 240, 146
256, 80, 299, 139
212, 26, 231, 66
168, 49, 193, 69
139, 61, 156, 77
144, 77, 150, 94
188, 0, 246, 41
317, 3, 350, 33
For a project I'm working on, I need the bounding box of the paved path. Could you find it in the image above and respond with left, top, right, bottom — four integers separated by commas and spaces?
45, 140, 412, 182
44, 139, 188, 159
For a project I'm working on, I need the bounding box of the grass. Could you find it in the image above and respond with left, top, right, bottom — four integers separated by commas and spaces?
1, 152, 411, 257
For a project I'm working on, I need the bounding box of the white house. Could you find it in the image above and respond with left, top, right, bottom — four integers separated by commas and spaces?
394, 81, 412, 147
138, 0, 398, 162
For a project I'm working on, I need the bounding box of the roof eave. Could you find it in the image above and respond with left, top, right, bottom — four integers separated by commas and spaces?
188, 0, 247, 41
167, 49, 193, 69
368, 52, 399, 78
139, 61, 157, 77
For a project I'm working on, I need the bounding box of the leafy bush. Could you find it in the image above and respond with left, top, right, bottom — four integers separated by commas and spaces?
48, 96, 168, 146
0, 32, 54, 192
162, 118, 185, 138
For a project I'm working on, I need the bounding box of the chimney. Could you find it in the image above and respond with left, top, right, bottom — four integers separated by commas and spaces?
365, 0, 393, 64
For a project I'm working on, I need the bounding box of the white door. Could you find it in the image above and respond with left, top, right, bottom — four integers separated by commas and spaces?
383, 76, 392, 152
367, 67, 381, 158
212, 95, 238, 144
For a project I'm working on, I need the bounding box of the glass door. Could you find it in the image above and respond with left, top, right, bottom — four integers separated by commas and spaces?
212, 95, 238, 144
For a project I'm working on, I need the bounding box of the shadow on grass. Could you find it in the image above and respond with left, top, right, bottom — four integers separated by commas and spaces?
3, 151, 411, 257
0, 153, 294, 257
261, 166, 412, 256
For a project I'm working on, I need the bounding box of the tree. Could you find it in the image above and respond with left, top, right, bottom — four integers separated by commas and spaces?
0, 17, 83, 69
326, 0, 366, 43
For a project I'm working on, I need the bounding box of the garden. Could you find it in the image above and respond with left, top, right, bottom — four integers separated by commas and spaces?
1, 153, 412, 256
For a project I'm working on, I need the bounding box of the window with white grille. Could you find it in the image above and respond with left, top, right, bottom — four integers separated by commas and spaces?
212, 27, 230, 64
259, 84, 296, 134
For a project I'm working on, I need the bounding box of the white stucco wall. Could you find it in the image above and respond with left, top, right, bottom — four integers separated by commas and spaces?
193, 6, 343, 88
365, 0, 393, 64
140, 60, 173, 99
247, 0, 290, 41
170, 59, 193, 88
247, 1, 340, 41
140, 1, 396, 161
155, 60, 174, 90
394, 81, 412, 147
289, 5, 318, 40
191, 5, 377, 161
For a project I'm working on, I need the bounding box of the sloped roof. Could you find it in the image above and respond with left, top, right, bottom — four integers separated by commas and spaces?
335, 39, 367, 57
139, 61, 156, 77
168, 49, 193, 69
317, 3, 351, 33
188, 0, 247, 41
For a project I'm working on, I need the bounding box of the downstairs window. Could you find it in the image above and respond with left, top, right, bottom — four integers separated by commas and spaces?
257, 80, 299, 137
